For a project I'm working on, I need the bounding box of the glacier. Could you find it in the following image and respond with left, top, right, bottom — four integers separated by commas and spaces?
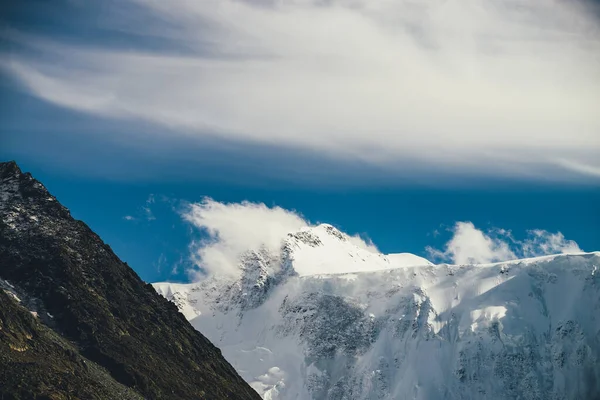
154, 224, 600, 400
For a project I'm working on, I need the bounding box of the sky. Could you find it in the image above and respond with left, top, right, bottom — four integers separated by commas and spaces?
1, 0, 599, 283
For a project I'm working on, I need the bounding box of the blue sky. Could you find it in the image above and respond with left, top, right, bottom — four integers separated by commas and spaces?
1, 0, 599, 283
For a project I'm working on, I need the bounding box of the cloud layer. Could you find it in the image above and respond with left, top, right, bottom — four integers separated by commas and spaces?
3, 0, 600, 182
427, 221, 583, 264
182, 199, 583, 278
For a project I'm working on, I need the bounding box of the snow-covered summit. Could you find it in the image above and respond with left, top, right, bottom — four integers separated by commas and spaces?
154, 222, 600, 400
281, 223, 432, 277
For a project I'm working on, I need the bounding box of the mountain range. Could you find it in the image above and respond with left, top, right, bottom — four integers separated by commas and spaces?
2, 160, 599, 400
154, 224, 600, 400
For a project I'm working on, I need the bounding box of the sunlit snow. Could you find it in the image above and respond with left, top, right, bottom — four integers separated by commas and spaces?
154, 225, 600, 400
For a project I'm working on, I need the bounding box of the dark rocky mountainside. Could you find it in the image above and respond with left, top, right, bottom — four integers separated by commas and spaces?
0, 161, 261, 400
0, 289, 144, 400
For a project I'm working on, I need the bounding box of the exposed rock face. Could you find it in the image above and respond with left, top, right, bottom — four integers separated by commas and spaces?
0, 289, 144, 400
0, 161, 261, 400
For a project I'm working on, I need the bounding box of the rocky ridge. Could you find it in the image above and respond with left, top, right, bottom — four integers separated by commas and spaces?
0, 161, 261, 400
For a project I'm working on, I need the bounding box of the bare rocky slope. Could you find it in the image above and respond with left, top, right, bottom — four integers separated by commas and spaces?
0, 161, 261, 400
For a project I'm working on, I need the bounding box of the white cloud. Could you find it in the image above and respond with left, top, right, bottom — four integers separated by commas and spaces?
556, 159, 600, 178
141, 194, 156, 221
521, 230, 582, 257
3, 0, 600, 182
182, 198, 378, 278
154, 253, 167, 273
346, 234, 379, 254
427, 221, 516, 264
428, 221, 583, 264
183, 198, 308, 277
123, 194, 157, 221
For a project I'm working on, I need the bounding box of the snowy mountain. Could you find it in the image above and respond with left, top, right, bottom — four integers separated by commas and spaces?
154, 223, 600, 400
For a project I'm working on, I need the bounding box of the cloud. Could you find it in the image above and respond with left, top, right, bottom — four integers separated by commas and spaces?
3, 0, 600, 182
427, 221, 583, 264
154, 253, 167, 273
181, 198, 376, 278
521, 230, 582, 257
142, 194, 156, 221
556, 159, 600, 178
181, 200, 583, 278
170, 255, 186, 276
123, 194, 157, 221
346, 234, 378, 254
183, 198, 308, 277
427, 222, 516, 264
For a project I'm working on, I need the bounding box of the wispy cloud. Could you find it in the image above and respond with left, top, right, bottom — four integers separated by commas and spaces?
154, 253, 167, 273
182, 198, 375, 278
427, 221, 582, 264
3, 0, 600, 182
142, 194, 156, 221
556, 159, 600, 178
521, 229, 582, 257
123, 194, 157, 222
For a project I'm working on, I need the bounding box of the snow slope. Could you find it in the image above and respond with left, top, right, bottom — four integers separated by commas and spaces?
279, 224, 432, 276
154, 224, 600, 400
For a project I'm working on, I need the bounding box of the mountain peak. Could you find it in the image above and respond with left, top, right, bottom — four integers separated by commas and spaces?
0, 160, 70, 229
218, 223, 430, 282
282, 224, 430, 276
0, 160, 21, 179
307, 223, 348, 239
0, 161, 261, 399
